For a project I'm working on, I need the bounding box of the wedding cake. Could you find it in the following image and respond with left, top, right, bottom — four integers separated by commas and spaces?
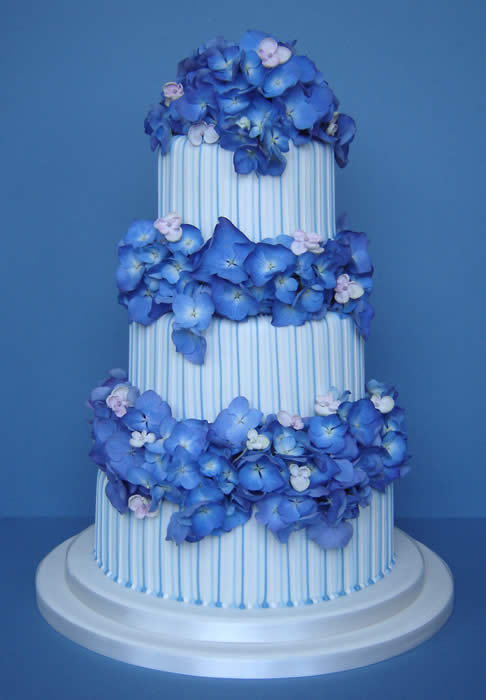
36, 31, 453, 677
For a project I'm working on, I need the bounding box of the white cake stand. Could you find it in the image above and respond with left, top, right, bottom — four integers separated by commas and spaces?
35, 526, 453, 678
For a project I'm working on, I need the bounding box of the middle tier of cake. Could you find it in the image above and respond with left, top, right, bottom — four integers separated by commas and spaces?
129, 313, 364, 420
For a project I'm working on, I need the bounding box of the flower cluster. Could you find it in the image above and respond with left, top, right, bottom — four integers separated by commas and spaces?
88, 373, 409, 550
144, 31, 356, 175
117, 215, 374, 364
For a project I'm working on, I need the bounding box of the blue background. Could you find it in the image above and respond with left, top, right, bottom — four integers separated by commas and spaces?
1, 0, 485, 518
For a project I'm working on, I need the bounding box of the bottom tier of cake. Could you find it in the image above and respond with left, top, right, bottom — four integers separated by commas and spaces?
94, 471, 395, 608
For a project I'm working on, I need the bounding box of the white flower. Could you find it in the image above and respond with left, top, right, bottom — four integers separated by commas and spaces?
314, 391, 342, 416
129, 430, 156, 448
326, 111, 339, 136
289, 464, 311, 492
187, 121, 220, 146
371, 394, 395, 414
334, 273, 364, 304
277, 410, 304, 430
153, 212, 183, 242
236, 116, 251, 130
246, 428, 270, 451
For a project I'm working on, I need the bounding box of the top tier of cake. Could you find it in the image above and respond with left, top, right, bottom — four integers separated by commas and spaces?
158, 137, 335, 242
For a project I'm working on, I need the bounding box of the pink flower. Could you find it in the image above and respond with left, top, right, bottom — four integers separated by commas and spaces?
128, 495, 158, 520
187, 121, 219, 146
334, 274, 364, 304
277, 410, 304, 430
290, 229, 324, 256
257, 37, 292, 68
106, 384, 133, 418
314, 392, 342, 416
162, 81, 184, 105
154, 212, 183, 242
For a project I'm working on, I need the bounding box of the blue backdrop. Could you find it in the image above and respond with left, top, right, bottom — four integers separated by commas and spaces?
2, 0, 485, 517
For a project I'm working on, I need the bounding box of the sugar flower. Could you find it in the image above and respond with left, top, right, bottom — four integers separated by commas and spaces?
187, 121, 220, 146
162, 81, 184, 105
289, 464, 311, 492
290, 229, 324, 256
277, 411, 304, 430
371, 394, 395, 414
129, 430, 156, 448
257, 37, 291, 68
314, 390, 342, 416
246, 428, 270, 451
128, 495, 158, 519
106, 384, 133, 418
326, 111, 339, 136
334, 273, 364, 304
154, 212, 183, 242
366, 380, 396, 414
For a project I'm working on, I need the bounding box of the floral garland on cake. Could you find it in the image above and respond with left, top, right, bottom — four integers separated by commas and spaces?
88, 372, 409, 550
144, 30, 356, 175
117, 215, 374, 365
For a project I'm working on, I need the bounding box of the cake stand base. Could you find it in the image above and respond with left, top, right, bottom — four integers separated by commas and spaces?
36, 527, 453, 678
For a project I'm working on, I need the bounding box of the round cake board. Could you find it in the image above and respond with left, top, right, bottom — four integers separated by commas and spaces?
35, 527, 453, 678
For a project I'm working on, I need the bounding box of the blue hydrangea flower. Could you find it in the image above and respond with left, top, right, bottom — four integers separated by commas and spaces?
262, 60, 300, 97
175, 86, 217, 122
104, 431, 145, 482
273, 272, 298, 304
233, 145, 267, 174
123, 220, 157, 248
168, 224, 204, 256
173, 290, 214, 332
271, 300, 308, 327
196, 217, 254, 283
105, 474, 129, 514
159, 253, 193, 284
122, 391, 171, 433
255, 494, 289, 532
211, 278, 259, 320
164, 419, 208, 458
212, 396, 262, 446
221, 502, 252, 531
117, 246, 145, 292
245, 243, 295, 287
171, 328, 207, 365
166, 508, 195, 544
166, 446, 201, 489
382, 432, 408, 467
184, 478, 224, 508
307, 518, 354, 549
240, 51, 265, 86
308, 415, 348, 453
191, 503, 226, 538
347, 399, 384, 447
239, 456, 285, 493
